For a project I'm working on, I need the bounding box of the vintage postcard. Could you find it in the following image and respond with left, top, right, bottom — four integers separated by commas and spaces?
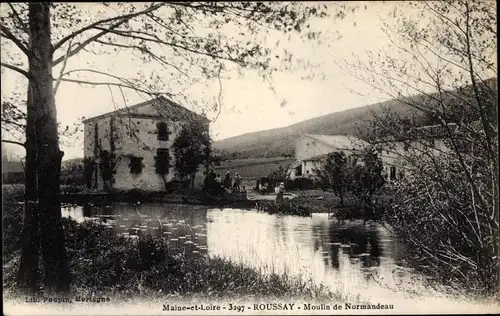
2, 1, 499, 315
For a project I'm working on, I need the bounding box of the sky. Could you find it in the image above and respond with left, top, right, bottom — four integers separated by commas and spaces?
1, 2, 495, 160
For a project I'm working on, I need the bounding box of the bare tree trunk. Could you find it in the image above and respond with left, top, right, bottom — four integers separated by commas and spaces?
29, 3, 70, 293
17, 83, 40, 293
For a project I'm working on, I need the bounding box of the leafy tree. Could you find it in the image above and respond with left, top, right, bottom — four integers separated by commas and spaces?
350, 148, 385, 219
154, 148, 171, 191
172, 122, 210, 188
314, 152, 350, 206
351, 149, 385, 197
268, 164, 293, 188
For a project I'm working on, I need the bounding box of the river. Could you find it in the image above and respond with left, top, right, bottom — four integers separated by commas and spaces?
61, 202, 497, 312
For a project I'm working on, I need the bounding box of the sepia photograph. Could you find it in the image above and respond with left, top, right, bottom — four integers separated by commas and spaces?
1, 1, 498, 315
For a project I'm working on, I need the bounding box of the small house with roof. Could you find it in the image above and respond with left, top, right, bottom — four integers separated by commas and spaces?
82, 96, 210, 191
289, 134, 370, 180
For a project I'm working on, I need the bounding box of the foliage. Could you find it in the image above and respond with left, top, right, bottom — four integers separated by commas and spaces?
97, 150, 116, 190
83, 157, 94, 189
2, 194, 23, 262
60, 158, 86, 186
154, 149, 171, 176
384, 149, 498, 294
339, 0, 498, 295
256, 201, 312, 217
313, 149, 385, 216
314, 152, 350, 205
350, 149, 385, 198
285, 178, 316, 191
267, 165, 290, 188
172, 122, 210, 183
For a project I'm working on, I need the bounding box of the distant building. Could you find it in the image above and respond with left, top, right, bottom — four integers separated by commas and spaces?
82, 96, 209, 191
289, 134, 370, 180
374, 123, 457, 183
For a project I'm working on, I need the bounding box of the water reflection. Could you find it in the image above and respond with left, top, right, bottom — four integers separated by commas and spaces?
206, 210, 438, 301
62, 204, 437, 302
62, 203, 209, 257
320, 221, 382, 268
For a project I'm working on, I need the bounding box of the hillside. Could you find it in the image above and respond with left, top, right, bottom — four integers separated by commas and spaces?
212, 78, 497, 159
212, 98, 417, 158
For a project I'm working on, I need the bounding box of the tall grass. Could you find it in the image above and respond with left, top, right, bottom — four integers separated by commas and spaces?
3, 196, 342, 301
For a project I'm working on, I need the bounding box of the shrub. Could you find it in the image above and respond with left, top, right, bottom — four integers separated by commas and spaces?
285, 178, 315, 190
256, 201, 312, 217
384, 152, 498, 295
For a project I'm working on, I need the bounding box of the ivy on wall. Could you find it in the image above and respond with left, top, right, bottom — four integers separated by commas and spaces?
91, 117, 118, 191
98, 149, 116, 190
83, 157, 94, 189
154, 148, 170, 176
154, 148, 171, 190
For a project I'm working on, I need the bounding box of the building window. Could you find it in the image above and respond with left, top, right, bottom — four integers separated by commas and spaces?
296, 165, 302, 176
390, 166, 397, 180
157, 122, 169, 141
129, 156, 143, 174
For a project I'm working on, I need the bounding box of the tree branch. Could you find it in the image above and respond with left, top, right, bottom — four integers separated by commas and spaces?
213, 64, 224, 122
51, 2, 165, 53
1, 139, 26, 148
1, 118, 26, 129
94, 27, 243, 65
53, 19, 129, 66
7, 3, 29, 35
0, 62, 31, 79
94, 39, 190, 77
0, 25, 30, 57
58, 77, 169, 97
53, 39, 73, 95
60, 68, 148, 89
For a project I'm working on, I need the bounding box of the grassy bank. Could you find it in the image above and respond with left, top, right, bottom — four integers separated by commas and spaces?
254, 200, 313, 217
3, 184, 254, 208
2, 190, 341, 302
280, 190, 392, 221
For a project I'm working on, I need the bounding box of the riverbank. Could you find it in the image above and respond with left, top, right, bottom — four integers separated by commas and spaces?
2, 189, 342, 303
2, 184, 255, 208
60, 189, 252, 207
250, 189, 392, 220
2, 184, 390, 219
